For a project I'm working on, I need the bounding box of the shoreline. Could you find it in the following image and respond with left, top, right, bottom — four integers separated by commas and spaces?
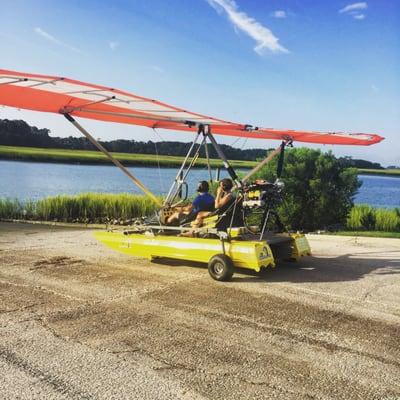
2, 157, 398, 177
1, 145, 399, 176
357, 169, 400, 177
0, 145, 256, 169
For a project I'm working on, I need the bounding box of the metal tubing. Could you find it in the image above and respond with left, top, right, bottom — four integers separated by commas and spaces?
63, 113, 162, 207
203, 139, 213, 182
241, 143, 283, 184
260, 209, 271, 240
164, 130, 201, 205
77, 108, 206, 127
205, 128, 242, 187
60, 96, 115, 114
27, 78, 64, 88
178, 171, 183, 198
175, 140, 203, 188
0, 78, 28, 86
215, 167, 221, 181
168, 137, 204, 206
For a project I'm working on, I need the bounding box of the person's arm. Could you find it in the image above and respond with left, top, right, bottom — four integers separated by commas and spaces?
173, 201, 193, 212
215, 187, 232, 209
183, 204, 193, 212
191, 196, 201, 214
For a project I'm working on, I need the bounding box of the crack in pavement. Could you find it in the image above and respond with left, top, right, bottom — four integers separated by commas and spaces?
0, 279, 87, 302
0, 302, 45, 314
0, 346, 94, 400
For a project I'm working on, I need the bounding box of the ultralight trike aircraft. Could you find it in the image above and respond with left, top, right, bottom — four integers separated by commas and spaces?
0, 69, 384, 281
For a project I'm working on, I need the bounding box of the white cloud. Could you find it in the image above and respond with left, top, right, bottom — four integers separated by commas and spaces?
353, 13, 365, 19
371, 84, 379, 92
34, 27, 83, 54
207, 0, 289, 55
150, 65, 165, 74
339, 2, 368, 14
108, 41, 119, 50
271, 10, 287, 19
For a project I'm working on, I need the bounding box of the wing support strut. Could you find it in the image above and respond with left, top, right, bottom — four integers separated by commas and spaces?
63, 113, 162, 207
163, 129, 202, 207
201, 125, 242, 188
241, 140, 291, 184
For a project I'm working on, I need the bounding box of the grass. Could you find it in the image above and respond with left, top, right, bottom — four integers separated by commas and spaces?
0, 193, 160, 223
346, 205, 400, 232
2, 194, 399, 239
0, 145, 257, 169
331, 231, 400, 239
358, 168, 400, 177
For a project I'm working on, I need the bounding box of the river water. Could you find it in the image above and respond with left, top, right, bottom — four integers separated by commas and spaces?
1, 160, 399, 208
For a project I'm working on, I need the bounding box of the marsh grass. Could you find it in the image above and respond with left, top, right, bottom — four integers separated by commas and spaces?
1, 195, 399, 232
347, 205, 400, 232
375, 208, 399, 231
358, 168, 400, 176
331, 231, 400, 239
0, 193, 159, 223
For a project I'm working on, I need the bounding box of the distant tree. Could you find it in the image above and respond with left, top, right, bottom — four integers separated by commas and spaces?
252, 148, 361, 231
0, 119, 51, 147
338, 156, 383, 170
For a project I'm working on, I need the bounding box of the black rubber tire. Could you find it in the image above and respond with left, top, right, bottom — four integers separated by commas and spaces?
208, 254, 234, 281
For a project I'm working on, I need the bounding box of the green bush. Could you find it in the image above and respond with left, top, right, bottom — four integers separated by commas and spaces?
252, 148, 361, 231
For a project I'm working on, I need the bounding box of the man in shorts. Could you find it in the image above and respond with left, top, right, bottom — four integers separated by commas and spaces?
167, 180, 214, 225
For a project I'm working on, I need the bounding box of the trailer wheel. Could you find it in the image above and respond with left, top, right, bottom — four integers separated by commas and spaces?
208, 254, 234, 281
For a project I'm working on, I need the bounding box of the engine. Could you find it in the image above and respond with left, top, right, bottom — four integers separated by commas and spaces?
242, 179, 284, 209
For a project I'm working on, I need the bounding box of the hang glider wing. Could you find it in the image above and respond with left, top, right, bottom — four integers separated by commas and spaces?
0, 69, 383, 146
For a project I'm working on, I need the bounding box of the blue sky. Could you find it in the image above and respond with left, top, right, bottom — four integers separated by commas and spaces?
0, 0, 399, 165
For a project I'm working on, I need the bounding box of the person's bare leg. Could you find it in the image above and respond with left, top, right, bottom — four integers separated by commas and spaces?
167, 212, 180, 224
191, 211, 211, 228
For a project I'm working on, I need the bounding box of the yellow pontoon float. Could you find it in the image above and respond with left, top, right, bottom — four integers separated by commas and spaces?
0, 69, 383, 280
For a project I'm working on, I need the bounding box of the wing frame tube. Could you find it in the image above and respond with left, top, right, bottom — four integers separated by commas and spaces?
63, 113, 162, 207
163, 129, 202, 206
204, 125, 242, 188
241, 142, 286, 184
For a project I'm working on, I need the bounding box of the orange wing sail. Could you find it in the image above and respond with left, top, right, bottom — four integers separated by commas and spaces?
0, 69, 383, 146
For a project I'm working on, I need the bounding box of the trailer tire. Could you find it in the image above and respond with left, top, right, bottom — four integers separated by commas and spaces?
208, 254, 234, 281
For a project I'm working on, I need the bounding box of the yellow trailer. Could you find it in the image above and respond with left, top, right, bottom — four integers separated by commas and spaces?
95, 230, 311, 281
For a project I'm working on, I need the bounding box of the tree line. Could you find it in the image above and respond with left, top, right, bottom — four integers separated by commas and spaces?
0, 118, 268, 161
0, 118, 384, 168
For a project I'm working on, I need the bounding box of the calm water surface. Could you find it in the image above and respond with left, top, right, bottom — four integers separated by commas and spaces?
1, 160, 399, 208
0, 160, 234, 200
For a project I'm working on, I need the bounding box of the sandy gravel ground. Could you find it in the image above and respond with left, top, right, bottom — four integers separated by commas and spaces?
0, 221, 399, 399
